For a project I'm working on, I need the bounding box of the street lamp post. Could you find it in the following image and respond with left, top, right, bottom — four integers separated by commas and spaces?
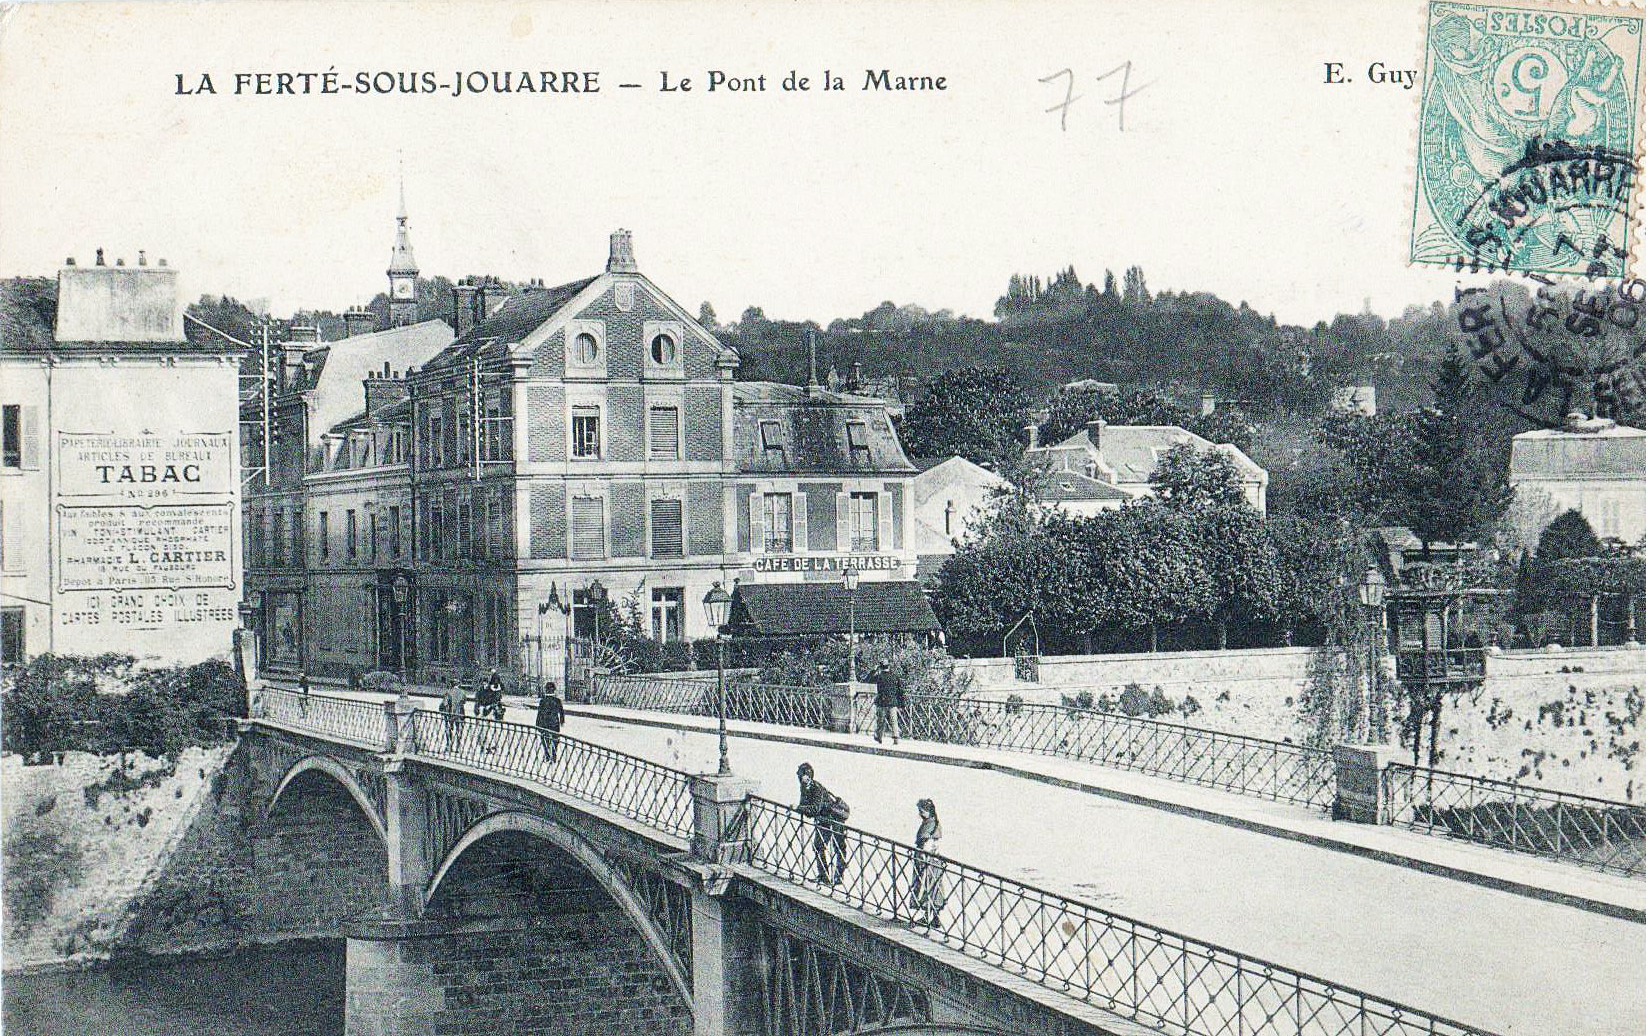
702, 581, 733, 775
842, 563, 860, 685
587, 578, 608, 648
1358, 567, 1387, 741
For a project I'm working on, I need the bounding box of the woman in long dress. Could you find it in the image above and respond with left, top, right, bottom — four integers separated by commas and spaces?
910, 798, 946, 925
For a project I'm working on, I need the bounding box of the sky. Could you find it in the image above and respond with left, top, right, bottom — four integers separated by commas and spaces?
0, 0, 1456, 326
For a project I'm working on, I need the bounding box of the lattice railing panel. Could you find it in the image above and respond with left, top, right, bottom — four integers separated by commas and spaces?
1384, 763, 1645, 878
743, 797, 1493, 1036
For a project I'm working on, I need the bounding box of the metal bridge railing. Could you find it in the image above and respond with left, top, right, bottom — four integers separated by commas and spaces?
407, 710, 695, 841
594, 675, 1336, 811
742, 796, 1493, 1036
1384, 763, 1646, 878
895, 694, 1338, 811
258, 686, 388, 748
593, 673, 834, 729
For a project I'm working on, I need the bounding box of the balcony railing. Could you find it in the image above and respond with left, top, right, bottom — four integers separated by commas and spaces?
743, 797, 1492, 1036
1384, 763, 1646, 878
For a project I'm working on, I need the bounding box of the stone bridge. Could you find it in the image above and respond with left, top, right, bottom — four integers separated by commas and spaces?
243, 689, 1120, 1036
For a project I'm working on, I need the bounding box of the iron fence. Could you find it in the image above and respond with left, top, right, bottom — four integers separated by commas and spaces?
875, 693, 1337, 811
741, 796, 1494, 1036
407, 710, 694, 840
1384, 763, 1646, 878
593, 673, 835, 730
258, 686, 388, 748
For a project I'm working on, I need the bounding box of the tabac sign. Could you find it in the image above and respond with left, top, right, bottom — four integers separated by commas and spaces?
751, 554, 902, 574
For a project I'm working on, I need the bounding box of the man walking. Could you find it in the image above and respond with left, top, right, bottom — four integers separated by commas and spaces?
535, 680, 564, 764
872, 661, 903, 745
796, 762, 848, 884
440, 676, 467, 752
474, 669, 504, 752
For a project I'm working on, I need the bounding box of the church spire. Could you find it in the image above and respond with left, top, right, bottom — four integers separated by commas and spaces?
386, 166, 419, 326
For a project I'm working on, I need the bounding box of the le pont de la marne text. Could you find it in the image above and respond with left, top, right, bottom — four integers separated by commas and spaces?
174, 68, 948, 97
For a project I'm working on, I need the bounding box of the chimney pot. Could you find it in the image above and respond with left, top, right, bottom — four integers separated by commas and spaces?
138, 250, 147, 267
158, 258, 167, 267
95, 248, 105, 266
65, 257, 75, 266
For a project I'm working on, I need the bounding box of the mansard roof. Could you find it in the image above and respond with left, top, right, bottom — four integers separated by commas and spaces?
733, 381, 917, 476
419, 275, 600, 371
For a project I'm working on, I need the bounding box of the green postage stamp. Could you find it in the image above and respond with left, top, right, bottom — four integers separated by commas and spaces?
1411, 0, 1645, 277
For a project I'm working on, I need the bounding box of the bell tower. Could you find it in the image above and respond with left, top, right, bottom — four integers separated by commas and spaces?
386, 175, 419, 327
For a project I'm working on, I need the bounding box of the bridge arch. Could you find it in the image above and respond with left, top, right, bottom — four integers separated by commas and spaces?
425, 809, 695, 1009
266, 754, 388, 849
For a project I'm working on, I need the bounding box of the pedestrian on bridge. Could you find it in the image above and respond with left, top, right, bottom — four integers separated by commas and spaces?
796, 762, 848, 885
872, 662, 904, 745
475, 669, 505, 752
536, 680, 564, 765
440, 677, 467, 751
909, 798, 946, 926
299, 673, 311, 717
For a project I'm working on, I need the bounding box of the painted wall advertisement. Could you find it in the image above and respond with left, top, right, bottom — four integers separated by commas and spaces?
54, 431, 239, 636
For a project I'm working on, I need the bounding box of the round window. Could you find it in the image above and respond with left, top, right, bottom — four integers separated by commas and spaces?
574, 331, 599, 365
650, 332, 677, 365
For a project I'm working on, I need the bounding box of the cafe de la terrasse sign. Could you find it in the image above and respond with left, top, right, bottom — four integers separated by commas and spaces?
751, 554, 902, 574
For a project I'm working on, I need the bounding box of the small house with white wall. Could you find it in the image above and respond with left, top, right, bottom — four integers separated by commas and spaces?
1510, 416, 1646, 544
1025, 418, 1268, 514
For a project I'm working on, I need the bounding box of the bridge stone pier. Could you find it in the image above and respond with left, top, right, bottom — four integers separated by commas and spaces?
241, 692, 1107, 1036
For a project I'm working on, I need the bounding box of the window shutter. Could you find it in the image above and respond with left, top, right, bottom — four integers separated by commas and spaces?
649, 407, 679, 459
835, 493, 850, 553
877, 492, 892, 552
793, 492, 809, 553
20, 406, 40, 469
747, 493, 763, 554
651, 498, 684, 557
571, 496, 605, 559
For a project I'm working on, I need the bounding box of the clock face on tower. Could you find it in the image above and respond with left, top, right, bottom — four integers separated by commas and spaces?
394, 279, 413, 299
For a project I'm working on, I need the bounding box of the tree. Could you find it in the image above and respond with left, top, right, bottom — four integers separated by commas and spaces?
1317, 410, 1420, 520
1122, 265, 1150, 305
1195, 503, 1281, 647
1148, 443, 1248, 511
897, 366, 1035, 468
1533, 508, 1603, 566
1399, 340, 1513, 551
1038, 384, 1188, 447
698, 301, 719, 329
930, 494, 1085, 650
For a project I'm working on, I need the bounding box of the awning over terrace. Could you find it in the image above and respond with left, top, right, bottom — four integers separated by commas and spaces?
728, 581, 941, 638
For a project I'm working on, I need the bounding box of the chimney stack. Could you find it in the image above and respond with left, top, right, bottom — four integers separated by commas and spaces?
1200, 393, 1216, 417
848, 361, 864, 392
1024, 423, 1039, 449
607, 228, 638, 273
365, 369, 408, 417
1085, 418, 1105, 450
480, 277, 508, 321
344, 308, 375, 337
452, 279, 480, 336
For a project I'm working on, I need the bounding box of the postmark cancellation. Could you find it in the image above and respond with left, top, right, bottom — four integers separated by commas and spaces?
1411, 0, 1645, 278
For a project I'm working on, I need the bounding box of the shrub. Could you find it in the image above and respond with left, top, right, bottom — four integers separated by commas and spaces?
1004, 694, 1024, 715
360, 670, 404, 693
1180, 694, 1201, 717
1146, 687, 1174, 717
1117, 683, 1150, 717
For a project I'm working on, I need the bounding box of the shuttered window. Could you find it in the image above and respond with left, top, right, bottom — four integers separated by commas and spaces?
649, 406, 679, 459
849, 492, 879, 551
571, 495, 605, 559
650, 498, 684, 557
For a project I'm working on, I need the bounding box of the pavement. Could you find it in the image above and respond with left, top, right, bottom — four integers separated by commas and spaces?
265, 676, 1646, 1035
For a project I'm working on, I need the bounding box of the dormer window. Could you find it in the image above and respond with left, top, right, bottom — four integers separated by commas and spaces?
650, 332, 677, 365
760, 420, 786, 464
574, 332, 600, 365
845, 421, 870, 465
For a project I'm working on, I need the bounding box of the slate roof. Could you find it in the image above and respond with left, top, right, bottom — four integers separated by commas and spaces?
1030, 424, 1265, 485
326, 395, 410, 436
734, 382, 917, 475
421, 276, 599, 370
1039, 469, 1132, 502
303, 320, 452, 442
728, 581, 939, 636
1510, 423, 1646, 478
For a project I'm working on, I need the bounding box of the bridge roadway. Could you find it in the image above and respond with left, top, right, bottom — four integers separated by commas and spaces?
539, 704, 1644, 1036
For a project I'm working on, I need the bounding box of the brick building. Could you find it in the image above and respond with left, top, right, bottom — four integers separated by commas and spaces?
244, 224, 926, 682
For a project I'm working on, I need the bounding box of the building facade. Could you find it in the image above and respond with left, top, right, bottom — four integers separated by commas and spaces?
1509, 416, 1646, 545
1, 253, 242, 664
1026, 418, 1269, 514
